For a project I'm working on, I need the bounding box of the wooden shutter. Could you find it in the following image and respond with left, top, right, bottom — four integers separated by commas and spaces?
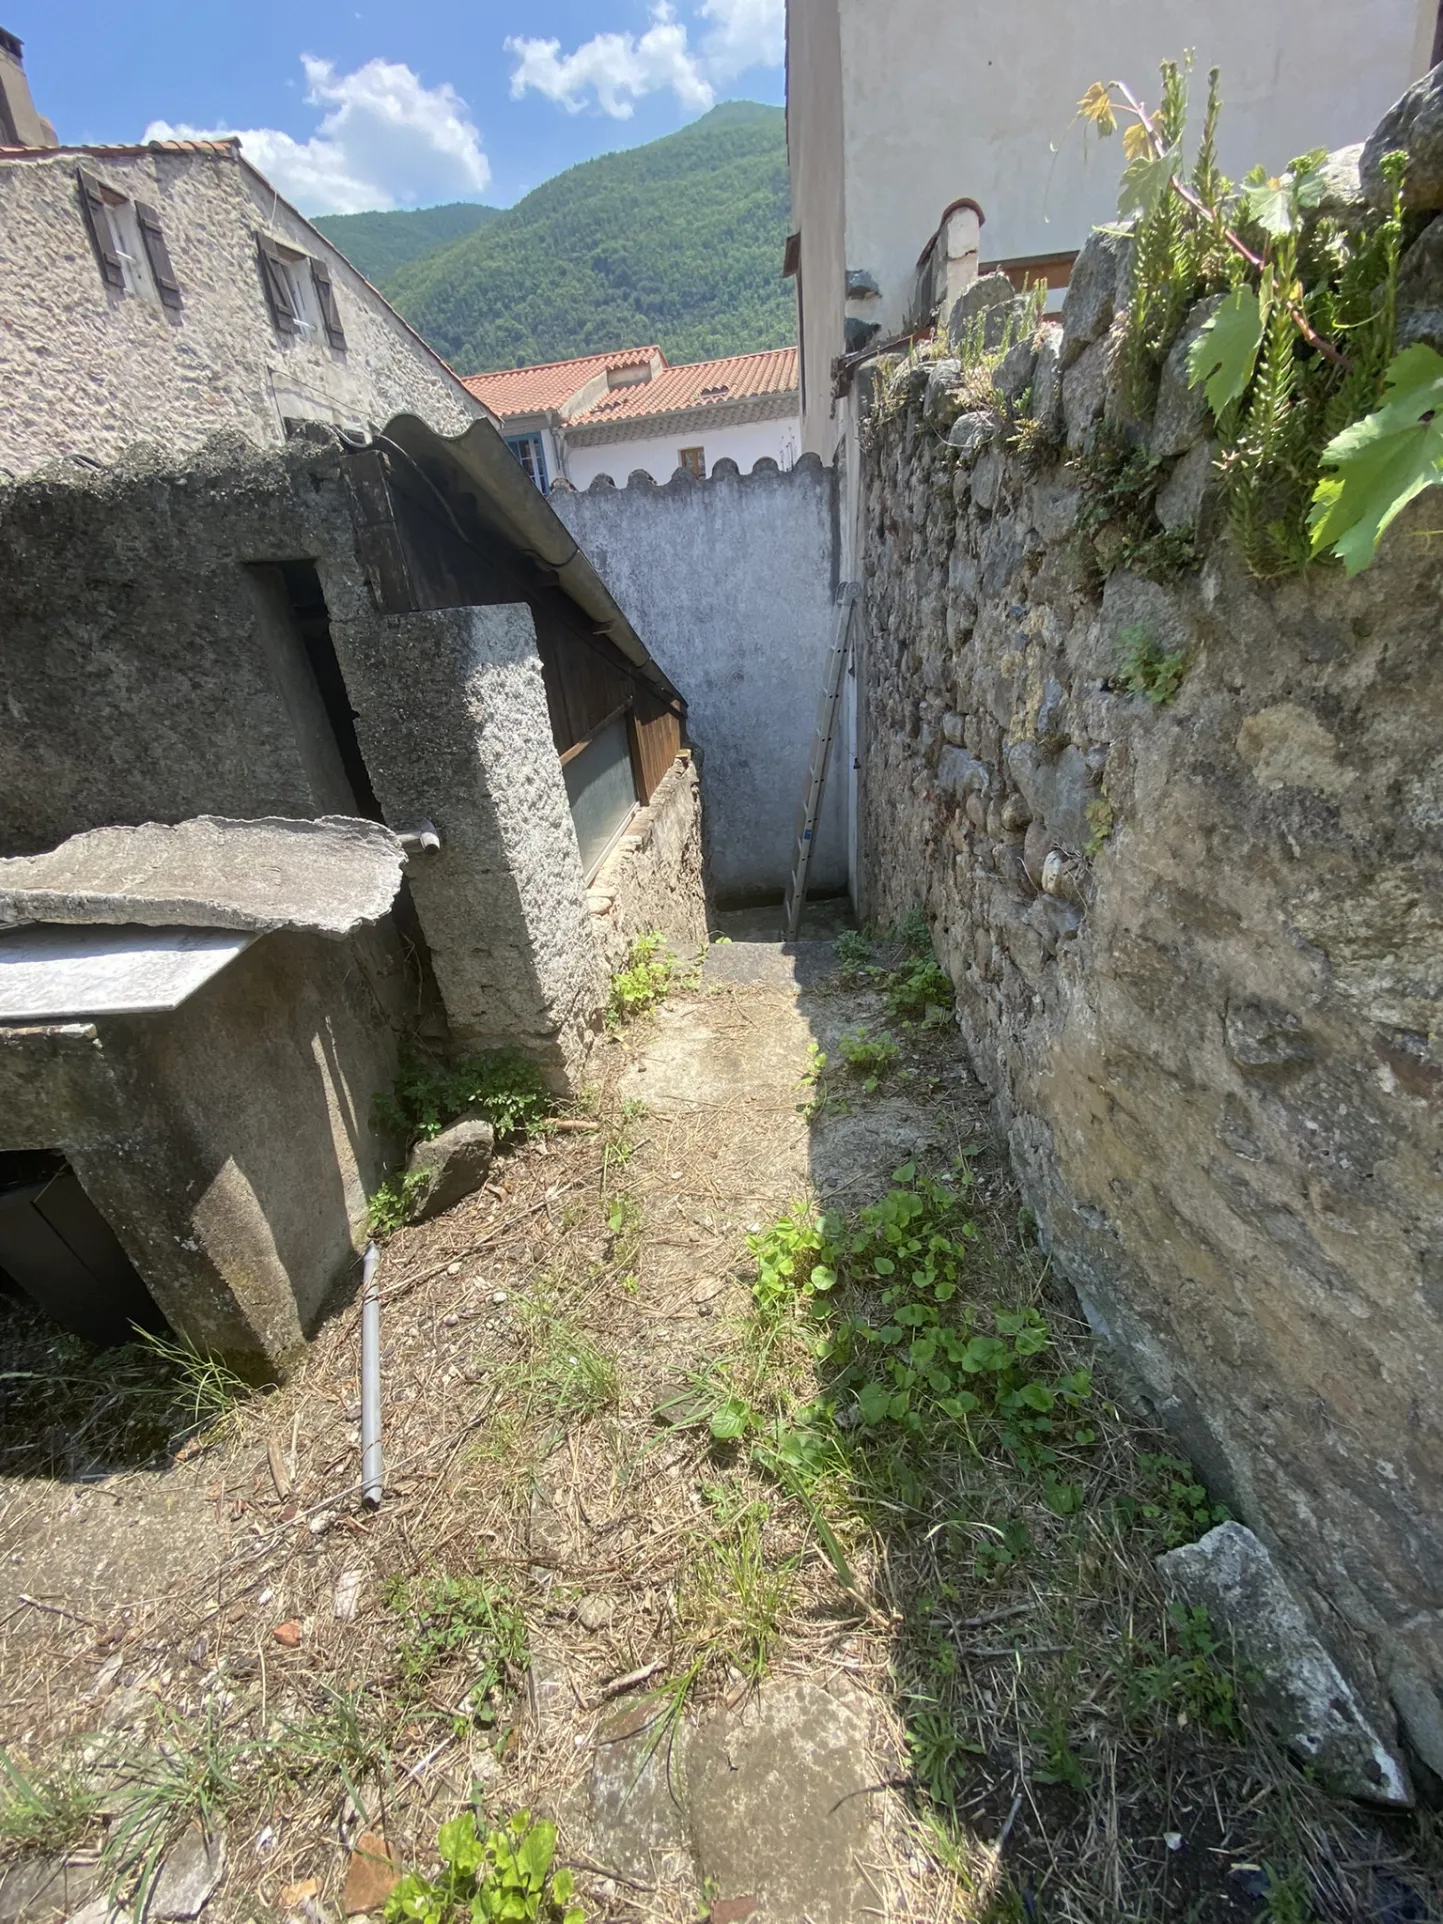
310, 258, 347, 349
135, 201, 182, 310
256, 235, 297, 333
76, 169, 125, 290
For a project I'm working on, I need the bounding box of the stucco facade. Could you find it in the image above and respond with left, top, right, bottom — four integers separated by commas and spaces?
786, 0, 1436, 459
0, 140, 489, 478
553, 456, 846, 904
563, 410, 801, 490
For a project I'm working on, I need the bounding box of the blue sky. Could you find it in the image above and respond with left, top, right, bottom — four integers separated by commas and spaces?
11, 0, 785, 212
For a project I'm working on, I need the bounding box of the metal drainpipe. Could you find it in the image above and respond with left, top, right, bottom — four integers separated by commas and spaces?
360, 1242, 382, 1508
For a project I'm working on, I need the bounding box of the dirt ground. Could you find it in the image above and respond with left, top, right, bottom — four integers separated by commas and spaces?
1, 921, 1440, 1924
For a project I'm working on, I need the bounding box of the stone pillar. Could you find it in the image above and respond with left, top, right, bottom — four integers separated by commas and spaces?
937, 204, 981, 319
331, 602, 601, 1085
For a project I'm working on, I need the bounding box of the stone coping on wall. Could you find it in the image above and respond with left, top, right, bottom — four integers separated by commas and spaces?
553, 450, 826, 496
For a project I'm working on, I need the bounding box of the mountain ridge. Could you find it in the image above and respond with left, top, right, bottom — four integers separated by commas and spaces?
370, 103, 796, 374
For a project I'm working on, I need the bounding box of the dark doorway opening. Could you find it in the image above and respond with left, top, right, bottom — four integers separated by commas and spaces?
273, 559, 384, 822
0, 1149, 166, 1348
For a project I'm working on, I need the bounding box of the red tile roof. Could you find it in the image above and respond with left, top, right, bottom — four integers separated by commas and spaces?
570, 347, 798, 425
461, 347, 662, 419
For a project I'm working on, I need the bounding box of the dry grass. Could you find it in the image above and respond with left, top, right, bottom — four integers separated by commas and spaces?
0, 949, 1439, 1923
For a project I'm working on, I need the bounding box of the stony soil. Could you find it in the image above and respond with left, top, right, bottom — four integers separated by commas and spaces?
0, 919, 1439, 1924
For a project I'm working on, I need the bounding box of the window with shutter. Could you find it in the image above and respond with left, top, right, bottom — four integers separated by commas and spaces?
310, 258, 347, 350
76, 169, 125, 291
257, 235, 299, 334
135, 202, 183, 311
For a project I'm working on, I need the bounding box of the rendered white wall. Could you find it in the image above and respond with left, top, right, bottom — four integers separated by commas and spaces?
553, 457, 847, 902
562, 412, 802, 490
789, 0, 1434, 452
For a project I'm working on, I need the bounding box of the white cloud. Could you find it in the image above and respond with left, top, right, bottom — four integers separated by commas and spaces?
698, 0, 784, 81
506, 3, 716, 119
144, 56, 491, 215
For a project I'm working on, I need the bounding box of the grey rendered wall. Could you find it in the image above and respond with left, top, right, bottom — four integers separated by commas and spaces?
0, 436, 602, 1083
0, 438, 370, 856
552, 456, 845, 903
0, 925, 404, 1374
330, 602, 604, 1081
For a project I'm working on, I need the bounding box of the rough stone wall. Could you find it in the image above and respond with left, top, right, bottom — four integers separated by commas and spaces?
858, 262, 1443, 1771
0, 147, 482, 479
552, 456, 845, 903
587, 753, 709, 975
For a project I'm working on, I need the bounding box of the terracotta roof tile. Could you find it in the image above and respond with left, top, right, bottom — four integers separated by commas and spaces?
568, 347, 798, 426
461, 347, 663, 419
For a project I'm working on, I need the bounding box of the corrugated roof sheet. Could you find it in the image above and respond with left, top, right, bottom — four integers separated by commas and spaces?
568, 347, 798, 425
461, 347, 662, 418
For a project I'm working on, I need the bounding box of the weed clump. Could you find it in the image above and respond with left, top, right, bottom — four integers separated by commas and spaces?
386, 1809, 581, 1924
386, 1575, 527, 1728
0, 1754, 98, 1862
606, 931, 674, 1027
376, 1049, 551, 1146
1117, 622, 1188, 704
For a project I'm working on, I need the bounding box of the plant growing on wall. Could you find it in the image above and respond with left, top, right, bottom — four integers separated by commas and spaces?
1080, 61, 1423, 576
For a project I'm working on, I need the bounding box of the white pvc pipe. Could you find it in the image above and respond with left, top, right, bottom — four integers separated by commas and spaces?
360, 1241, 382, 1509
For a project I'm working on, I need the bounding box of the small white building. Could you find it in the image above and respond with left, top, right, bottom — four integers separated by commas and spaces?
786, 0, 1438, 462
463, 346, 800, 490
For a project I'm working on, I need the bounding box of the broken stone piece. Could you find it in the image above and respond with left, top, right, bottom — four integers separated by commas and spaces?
0, 817, 406, 939
1157, 1523, 1410, 1805
147, 1825, 225, 1920
0, 1856, 101, 1924
404, 1118, 496, 1223
341, 1833, 399, 1917
272, 1619, 303, 1648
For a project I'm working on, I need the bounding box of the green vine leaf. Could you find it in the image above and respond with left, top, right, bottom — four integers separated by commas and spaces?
1308, 343, 1443, 575
1117, 146, 1177, 220
1187, 286, 1264, 416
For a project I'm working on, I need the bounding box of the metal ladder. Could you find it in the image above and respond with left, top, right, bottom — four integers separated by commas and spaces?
784, 581, 859, 940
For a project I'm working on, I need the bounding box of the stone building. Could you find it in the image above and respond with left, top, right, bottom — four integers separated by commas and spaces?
462, 346, 800, 491
0, 47, 705, 1372
0, 63, 495, 477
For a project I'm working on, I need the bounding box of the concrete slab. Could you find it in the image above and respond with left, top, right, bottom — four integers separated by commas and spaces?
0, 925, 254, 1021
0, 817, 406, 937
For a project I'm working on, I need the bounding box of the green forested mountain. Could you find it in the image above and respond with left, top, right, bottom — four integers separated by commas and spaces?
381, 102, 795, 373
312, 202, 500, 287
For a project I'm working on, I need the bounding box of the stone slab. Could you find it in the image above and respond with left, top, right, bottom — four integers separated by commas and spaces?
0, 924, 254, 1021
0, 817, 406, 938
688, 1677, 881, 1924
